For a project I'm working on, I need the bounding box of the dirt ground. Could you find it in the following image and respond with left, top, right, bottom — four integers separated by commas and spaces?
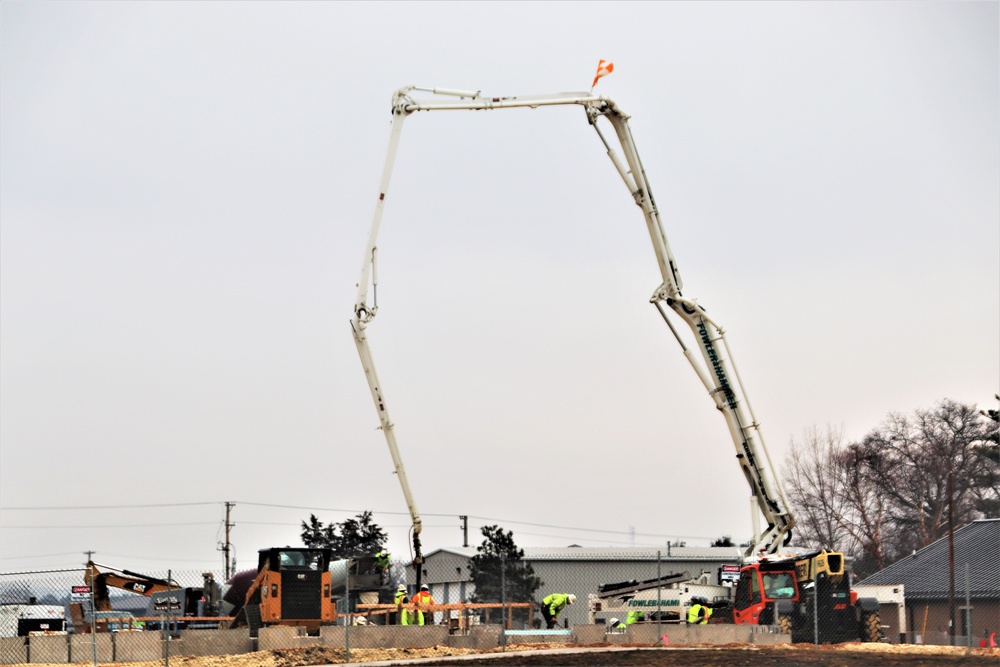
27, 642, 1000, 667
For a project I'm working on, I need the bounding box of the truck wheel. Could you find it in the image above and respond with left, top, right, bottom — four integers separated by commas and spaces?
778, 614, 793, 637
860, 610, 882, 642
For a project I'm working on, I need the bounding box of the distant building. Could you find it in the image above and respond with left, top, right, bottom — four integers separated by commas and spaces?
857, 518, 1000, 646
407, 545, 741, 627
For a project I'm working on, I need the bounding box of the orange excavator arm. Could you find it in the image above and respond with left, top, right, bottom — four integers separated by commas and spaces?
85, 561, 178, 612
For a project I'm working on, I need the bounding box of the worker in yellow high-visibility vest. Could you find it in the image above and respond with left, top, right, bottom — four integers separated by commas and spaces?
687, 597, 712, 624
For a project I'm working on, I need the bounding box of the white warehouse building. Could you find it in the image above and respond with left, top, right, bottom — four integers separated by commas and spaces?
406, 545, 742, 627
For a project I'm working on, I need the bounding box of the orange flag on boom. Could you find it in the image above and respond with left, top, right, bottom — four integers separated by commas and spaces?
591, 59, 614, 89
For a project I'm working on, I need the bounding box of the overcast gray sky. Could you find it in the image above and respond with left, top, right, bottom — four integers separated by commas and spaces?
2, 1, 997, 575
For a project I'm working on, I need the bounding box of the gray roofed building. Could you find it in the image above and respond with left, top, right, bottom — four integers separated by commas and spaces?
407, 545, 741, 627
858, 519, 1000, 599
857, 519, 1000, 645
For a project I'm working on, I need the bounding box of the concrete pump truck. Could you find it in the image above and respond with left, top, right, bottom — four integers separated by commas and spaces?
351, 84, 881, 643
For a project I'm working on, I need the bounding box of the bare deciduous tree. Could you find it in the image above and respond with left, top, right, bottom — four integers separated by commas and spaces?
782, 426, 853, 552
782, 399, 997, 576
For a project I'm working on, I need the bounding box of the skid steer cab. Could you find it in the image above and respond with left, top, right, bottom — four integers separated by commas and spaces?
230, 548, 334, 635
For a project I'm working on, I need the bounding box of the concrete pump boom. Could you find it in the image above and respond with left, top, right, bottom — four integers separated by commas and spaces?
352, 86, 794, 559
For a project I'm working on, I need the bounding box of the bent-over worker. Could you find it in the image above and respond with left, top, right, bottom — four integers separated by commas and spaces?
540, 593, 576, 629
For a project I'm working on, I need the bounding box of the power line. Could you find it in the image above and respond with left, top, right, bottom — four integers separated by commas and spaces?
0, 502, 221, 511
0, 522, 219, 529
0, 501, 725, 544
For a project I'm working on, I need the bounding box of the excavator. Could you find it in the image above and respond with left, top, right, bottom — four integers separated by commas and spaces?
72, 561, 222, 633
352, 85, 881, 642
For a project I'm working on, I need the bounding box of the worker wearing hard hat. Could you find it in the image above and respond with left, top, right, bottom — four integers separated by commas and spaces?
412, 584, 435, 625
687, 596, 712, 624
607, 617, 626, 633
540, 593, 576, 629
374, 550, 391, 584
394, 584, 412, 626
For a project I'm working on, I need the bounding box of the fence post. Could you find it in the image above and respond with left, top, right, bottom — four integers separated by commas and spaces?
90, 568, 97, 667
813, 580, 819, 646
656, 550, 662, 646
965, 563, 971, 652
165, 569, 171, 667
500, 556, 507, 652
345, 563, 351, 664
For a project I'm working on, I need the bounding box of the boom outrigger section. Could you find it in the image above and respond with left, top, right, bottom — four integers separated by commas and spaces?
351, 87, 794, 558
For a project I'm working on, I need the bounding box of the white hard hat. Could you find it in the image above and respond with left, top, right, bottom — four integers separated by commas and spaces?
356, 616, 368, 625
567, 594, 576, 604
608, 617, 619, 626
420, 584, 429, 591
397, 584, 407, 592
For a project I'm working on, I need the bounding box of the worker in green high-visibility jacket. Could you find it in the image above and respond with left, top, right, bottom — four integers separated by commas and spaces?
540, 593, 576, 629
394, 584, 413, 625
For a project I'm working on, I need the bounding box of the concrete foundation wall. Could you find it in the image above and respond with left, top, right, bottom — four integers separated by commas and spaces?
0, 638, 26, 665
0, 621, 791, 664
27, 636, 67, 664
69, 634, 112, 663
259, 626, 321, 651
170, 629, 252, 656
112, 632, 162, 662
574, 623, 789, 646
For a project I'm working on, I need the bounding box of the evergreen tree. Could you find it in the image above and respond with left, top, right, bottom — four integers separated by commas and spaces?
468, 525, 542, 625
300, 511, 387, 560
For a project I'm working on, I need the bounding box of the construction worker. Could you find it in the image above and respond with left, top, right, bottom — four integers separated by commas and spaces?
687, 596, 712, 624
607, 617, 626, 632
374, 550, 391, 583
540, 593, 576, 629
394, 584, 412, 626
412, 584, 435, 625
625, 610, 645, 625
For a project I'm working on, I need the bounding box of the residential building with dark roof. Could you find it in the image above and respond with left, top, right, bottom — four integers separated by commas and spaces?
857, 519, 1000, 646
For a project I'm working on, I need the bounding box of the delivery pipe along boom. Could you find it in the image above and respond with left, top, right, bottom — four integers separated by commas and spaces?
351, 86, 794, 558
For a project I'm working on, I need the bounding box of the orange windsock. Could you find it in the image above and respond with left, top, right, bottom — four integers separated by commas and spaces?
592, 59, 614, 88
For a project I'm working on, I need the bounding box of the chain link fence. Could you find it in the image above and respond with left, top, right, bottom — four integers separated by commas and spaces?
2, 553, 998, 664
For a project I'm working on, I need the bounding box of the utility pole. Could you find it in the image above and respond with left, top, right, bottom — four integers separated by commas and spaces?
220, 501, 235, 579
948, 471, 956, 646
460, 515, 468, 548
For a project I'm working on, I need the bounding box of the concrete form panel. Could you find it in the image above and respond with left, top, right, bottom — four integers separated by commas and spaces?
0, 638, 27, 665
113, 632, 162, 662
27, 635, 68, 664
172, 629, 252, 656
69, 633, 113, 663
258, 626, 321, 651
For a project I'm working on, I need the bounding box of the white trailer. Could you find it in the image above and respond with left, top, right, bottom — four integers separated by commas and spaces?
587, 573, 732, 625
0, 604, 66, 638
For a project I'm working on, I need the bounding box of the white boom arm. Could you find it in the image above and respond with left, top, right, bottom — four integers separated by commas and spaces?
352, 87, 794, 558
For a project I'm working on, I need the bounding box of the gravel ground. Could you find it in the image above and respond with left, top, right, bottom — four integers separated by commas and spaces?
23, 642, 1000, 667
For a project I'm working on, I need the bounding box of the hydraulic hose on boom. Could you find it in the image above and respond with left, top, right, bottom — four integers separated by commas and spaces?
352, 86, 794, 562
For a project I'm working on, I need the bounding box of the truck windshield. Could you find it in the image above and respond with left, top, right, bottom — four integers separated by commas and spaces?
762, 572, 796, 599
